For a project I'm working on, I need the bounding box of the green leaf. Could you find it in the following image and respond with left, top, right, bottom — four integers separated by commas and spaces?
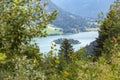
0, 53, 7, 61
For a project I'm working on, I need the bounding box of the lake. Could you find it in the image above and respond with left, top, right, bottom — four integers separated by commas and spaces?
34, 31, 98, 53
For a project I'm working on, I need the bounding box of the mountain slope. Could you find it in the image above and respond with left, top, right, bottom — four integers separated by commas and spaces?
46, 0, 89, 33
51, 0, 114, 18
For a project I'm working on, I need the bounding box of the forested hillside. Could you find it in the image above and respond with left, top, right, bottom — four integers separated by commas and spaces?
0, 0, 120, 80
46, 0, 89, 33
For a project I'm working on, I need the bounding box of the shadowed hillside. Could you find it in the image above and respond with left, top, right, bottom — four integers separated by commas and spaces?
46, 0, 89, 33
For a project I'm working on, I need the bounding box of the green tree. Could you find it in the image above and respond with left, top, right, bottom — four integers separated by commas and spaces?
59, 39, 74, 62
94, 0, 120, 60
0, 0, 57, 58
0, 0, 57, 79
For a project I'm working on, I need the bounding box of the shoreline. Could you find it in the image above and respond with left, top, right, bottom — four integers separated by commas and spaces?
47, 28, 99, 37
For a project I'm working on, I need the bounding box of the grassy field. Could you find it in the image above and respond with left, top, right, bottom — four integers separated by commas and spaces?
45, 24, 63, 35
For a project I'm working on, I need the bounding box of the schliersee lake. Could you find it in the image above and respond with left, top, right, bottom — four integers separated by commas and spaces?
34, 31, 98, 53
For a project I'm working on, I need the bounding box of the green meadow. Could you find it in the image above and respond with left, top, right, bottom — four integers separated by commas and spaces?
45, 24, 63, 35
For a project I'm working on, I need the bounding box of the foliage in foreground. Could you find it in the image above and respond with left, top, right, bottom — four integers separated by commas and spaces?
0, 50, 120, 80
0, 0, 57, 58
94, 0, 120, 60
0, 39, 120, 80
0, 0, 120, 80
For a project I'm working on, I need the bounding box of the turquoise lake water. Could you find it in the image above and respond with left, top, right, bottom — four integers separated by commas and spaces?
35, 31, 98, 53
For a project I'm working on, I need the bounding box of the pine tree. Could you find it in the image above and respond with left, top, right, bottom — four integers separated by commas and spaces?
58, 39, 74, 62
94, 0, 120, 59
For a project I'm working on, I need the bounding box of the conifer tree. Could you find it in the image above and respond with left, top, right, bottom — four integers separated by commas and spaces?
58, 39, 74, 62
94, 0, 120, 59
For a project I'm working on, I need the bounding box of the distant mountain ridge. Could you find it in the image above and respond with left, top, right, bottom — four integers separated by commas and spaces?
51, 0, 114, 18
45, 0, 89, 33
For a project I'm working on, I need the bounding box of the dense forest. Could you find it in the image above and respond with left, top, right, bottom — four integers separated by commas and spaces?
0, 0, 120, 80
